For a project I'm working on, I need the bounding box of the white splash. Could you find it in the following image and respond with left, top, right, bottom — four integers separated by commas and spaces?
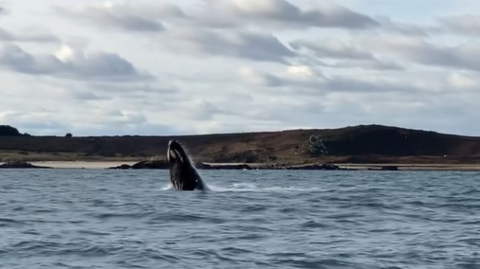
205, 183, 320, 193
160, 181, 317, 193
161, 184, 174, 191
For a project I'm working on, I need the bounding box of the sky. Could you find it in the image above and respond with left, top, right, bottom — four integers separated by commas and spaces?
1, 0, 480, 136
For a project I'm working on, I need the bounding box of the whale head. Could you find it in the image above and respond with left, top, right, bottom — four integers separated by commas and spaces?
167, 139, 205, 191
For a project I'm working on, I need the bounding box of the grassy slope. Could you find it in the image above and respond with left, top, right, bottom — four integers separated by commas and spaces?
1, 124, 480, 164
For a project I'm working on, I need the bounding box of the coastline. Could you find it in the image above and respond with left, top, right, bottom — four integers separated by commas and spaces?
2, 124, 480, 172
6, 161, 479, 171
29, 161, 139, 169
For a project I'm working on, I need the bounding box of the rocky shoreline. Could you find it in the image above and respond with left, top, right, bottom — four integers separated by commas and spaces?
0, 160, 400, 171
107, 160, 346, 170
0, 161, 52, 169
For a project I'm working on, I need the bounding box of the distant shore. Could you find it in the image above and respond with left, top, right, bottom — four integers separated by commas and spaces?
1, 161, 476, 171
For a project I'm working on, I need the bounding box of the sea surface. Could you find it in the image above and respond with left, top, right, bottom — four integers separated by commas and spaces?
0, 169, 479, 269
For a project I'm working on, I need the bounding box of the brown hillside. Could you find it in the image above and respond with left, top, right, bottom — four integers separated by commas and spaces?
1, 124, 480, 163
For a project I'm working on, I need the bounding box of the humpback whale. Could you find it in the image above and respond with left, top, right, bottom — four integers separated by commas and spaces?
167, 139, 207, 191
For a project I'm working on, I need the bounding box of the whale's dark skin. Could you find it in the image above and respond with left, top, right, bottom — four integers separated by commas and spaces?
167, 139, 206, 191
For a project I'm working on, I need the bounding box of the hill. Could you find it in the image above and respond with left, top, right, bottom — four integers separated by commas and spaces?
1, 124, 480, 164
0, 125, 22, 136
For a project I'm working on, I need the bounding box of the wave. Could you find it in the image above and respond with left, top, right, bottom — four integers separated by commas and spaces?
159, 182, 320, 193
211, 182, 322, 193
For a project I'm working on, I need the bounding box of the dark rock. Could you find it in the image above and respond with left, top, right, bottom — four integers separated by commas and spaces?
0, 161, 52, 169
381, 165, 398, 170
109, 160, 169, 169
199, 163, 253, 170
108, 164, 132, 170
283, 163, 342, 170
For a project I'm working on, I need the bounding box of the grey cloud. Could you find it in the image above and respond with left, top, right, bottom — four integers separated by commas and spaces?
152, 98, 238, 122
0, 5, 11, 17
0, 112, 72, 135
251, 98, 326, 121
290, 39, 403, 71
0, 44, 152, 82
53, 0, 378, 32
240, 66, 480, 100
189, 0, 379, 30
359, 36, 480, 72
376, 17, 442, 37
439, 14, 480, 36
75, 83, 180, 104
318, 59, 404, 71
0, 27, 60, 43
3, 111, 179, 136
69, 90, 110, 101
239, 67, 417, 95
52, 8, 163, 33
53, 2, 185, 32
324, 76, 410, 93
187, 100, 222, 121
160, 29, 296, 63
291, 39, 374, 60
243, 90, 480, 136
75, 122, 181, 136
86, 82, 177, 96
17, 122, 71, 135
238, 67, 286, 87
40, 79, 180, 106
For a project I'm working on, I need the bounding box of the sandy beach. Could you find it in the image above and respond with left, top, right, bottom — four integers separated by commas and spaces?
29, 161, 138, 169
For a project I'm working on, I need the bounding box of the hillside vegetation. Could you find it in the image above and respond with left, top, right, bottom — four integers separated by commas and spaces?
1, 124, 480, 164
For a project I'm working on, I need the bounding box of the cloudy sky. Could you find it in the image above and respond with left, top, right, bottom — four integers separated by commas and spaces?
1, 0, 480, 136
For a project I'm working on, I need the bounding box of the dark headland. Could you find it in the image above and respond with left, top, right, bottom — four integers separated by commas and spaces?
1, 124, 480, 171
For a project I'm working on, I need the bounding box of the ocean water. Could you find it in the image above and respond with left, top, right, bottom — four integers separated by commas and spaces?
0, 169, 479, 269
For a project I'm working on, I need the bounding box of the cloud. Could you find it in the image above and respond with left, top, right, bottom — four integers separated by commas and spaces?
0, 27, 59, 43
0, 111, 71, 135
84, 82, 178, 98
3, 0, 480, 137
238, 66, 413, 94
292, 35, 480, 73
375, 17, 442, 37
75, 122, 181, 136
0, 44, 153, 82
53, 0, 379, 32
0, 4, 59, 43
447, 73, 480, 91
158, 28, 296, 63
224, 86, 480, 136
439, 14, 480, 36
0, 6, 6, 16
52, 2, 185, 32
291, 38, 374, 60
0, 110, 182, 136
238, 67, 285, 87
180, 99, 224, 121
188, 0, 379, 30
320, 59, 404, 71
357, 36, 480, 72
290, 37, 404, 70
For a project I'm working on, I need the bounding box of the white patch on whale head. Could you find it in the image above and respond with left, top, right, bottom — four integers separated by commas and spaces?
168, 148, 185, 163
168, 149, 177, 162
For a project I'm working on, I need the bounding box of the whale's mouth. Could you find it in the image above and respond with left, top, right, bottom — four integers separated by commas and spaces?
167, 139, 185, 163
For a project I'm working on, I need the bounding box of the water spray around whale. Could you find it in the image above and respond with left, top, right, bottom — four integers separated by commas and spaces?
167, 139, 208, 191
